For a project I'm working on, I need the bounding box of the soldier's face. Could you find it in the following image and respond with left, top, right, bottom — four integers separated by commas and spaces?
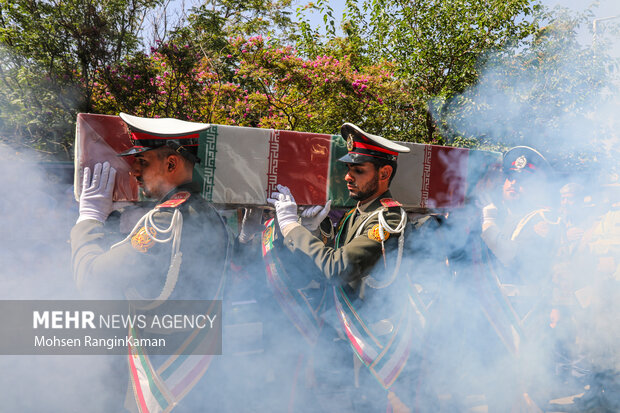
560, 190, 580, 218
344, 162, 380, 202
130, 151, 169, 199
502, 176, 522, 202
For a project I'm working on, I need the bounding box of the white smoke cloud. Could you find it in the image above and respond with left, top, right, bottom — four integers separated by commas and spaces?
418, 3, 620, 410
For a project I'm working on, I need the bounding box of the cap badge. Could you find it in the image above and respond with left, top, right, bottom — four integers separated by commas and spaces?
347, 135, 354, 152
514, 155, 527, 170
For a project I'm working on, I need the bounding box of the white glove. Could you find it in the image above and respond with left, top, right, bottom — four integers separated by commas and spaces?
300, 200, 332, 231
238, 207, 264, 243
482, 203, 498, 227
77, 162, 117, 224
266, 184, 299, 234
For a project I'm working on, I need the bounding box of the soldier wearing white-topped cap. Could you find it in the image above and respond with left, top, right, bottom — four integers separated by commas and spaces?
71, 113, 230, 300
268, 123, 415, 412
70, 113, 232, 412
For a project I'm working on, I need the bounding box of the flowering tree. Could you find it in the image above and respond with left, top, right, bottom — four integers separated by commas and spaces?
92, 35, 417, 140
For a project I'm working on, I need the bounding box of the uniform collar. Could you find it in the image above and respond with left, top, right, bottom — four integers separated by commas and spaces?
356, 190, 391, 214
158, 181, 199, 203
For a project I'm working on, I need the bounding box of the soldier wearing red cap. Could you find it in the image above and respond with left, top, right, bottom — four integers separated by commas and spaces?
268, 123, 409, 287
268, 123, 414, 412
70, 113, 231, 411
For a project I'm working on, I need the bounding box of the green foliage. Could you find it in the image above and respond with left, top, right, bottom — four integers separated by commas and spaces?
439, 6, 620, 173
0, 0, 159, 158
295, 0, 339, 58
183, 0, 297, 47
2, 0, 619, 166
297, 0, 542, 144
92, 35, 417, 141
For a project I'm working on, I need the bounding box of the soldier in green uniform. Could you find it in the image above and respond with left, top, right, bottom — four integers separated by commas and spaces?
71, 124, 230, 300
267, 123, 413, 412
71, 120, 231, 412
478, 146, 561, 410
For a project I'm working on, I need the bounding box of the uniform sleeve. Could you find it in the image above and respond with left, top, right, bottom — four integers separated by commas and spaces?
481, 223, 517, 266
283, 209, 402, 284
482, 209, 558, 268
70, 210, 173, 297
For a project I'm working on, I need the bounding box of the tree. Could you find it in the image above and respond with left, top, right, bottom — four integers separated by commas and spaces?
0, 0, 159, 158
91, 35, 416, 139
439, 6, 620, 174
298, 0, 542, 144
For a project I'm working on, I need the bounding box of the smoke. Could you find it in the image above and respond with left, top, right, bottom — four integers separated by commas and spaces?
0, 144, 129, 412
0, 144, 77, 298
439, 1, 620, 179
2, 3, 620, 412
407, 2, 620, 410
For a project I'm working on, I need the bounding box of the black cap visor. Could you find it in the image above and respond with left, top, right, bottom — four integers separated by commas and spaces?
117, 145, 162, 157
338, 152, 377, 164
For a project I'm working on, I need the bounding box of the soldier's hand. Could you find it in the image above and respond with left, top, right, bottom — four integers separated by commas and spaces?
77, 162, 117, 224
266, 184, 299, 233
482, 203, 498, 230
566, 226, 585, 242
300, 200, 331, 232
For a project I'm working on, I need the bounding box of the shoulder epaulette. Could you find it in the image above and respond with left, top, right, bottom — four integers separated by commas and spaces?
380, 198, 402, 208
156, 191, 191, 209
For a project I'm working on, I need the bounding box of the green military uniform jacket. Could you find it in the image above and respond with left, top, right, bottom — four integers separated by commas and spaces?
282, 190, 415, 412
482, 205, 560, 286
70, 182, 230, 299
283, 190, 405, 293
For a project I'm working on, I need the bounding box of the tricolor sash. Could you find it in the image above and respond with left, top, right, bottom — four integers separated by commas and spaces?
262, 218, 325, 345
128, 328, 174, 413
127, 300, 222, 413
406, 281, 429, 339
127, 224, 232, 412
333, 285, 415, 389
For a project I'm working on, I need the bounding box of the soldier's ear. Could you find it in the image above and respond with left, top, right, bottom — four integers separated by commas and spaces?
167, 156, 176, 172
379, 165, 392, 181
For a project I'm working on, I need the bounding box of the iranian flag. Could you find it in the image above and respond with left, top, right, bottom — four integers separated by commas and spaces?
74, 113, 500, 210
